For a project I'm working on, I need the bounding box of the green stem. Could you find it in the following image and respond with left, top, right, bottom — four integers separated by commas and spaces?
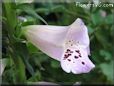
3, 1, 26, 83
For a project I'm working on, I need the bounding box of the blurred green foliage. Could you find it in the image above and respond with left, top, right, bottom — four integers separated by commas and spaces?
2, 1, 114, 85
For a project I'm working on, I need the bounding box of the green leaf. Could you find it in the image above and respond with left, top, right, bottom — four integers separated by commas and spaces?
27, 70, 41, 82
7, 44, 27, 83
99, 50, 112, 61
14, 42, 35, 76
15, 56, 26, 83
51, 60, 60, 68
87, 26, 94, 35
91, 11, 104, 25
35, 8, 50, 14
105, 14, 113, 24
3, 2, 17, 32
95, 28, 110, 48
99, 61, 114, 82
27, 42, 39, 53
35, 54, 49, 63
17, 4, 48, 25
110, 25, 114, 37
50, 5, 65, 12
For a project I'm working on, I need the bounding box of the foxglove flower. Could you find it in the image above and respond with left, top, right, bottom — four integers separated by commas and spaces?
23, 18, 95, 74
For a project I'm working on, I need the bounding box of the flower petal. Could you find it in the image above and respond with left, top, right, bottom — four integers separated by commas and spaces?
23, 25, 68, 61
60, 46, 95, 74
86, 46, 90, 55
65, 18, 89, 48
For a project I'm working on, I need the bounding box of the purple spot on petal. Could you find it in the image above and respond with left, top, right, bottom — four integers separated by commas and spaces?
71, 44, 73, 46
79, 54, 82, 57
75, 50, 80, 53
68, 59, 71, 61
74, 56, 78, 59
68, 54, 71, 56
82, 62, 85, 65
67, 49, 70, 51
64, 53, 71, 59
70, 51, 73, 53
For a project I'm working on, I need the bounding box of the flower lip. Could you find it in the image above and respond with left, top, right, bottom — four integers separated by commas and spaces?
60, 18, 95, 74
61, 46, 95, 74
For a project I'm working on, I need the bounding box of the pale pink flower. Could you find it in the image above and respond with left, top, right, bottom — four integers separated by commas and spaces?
23, 18, 95, 74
